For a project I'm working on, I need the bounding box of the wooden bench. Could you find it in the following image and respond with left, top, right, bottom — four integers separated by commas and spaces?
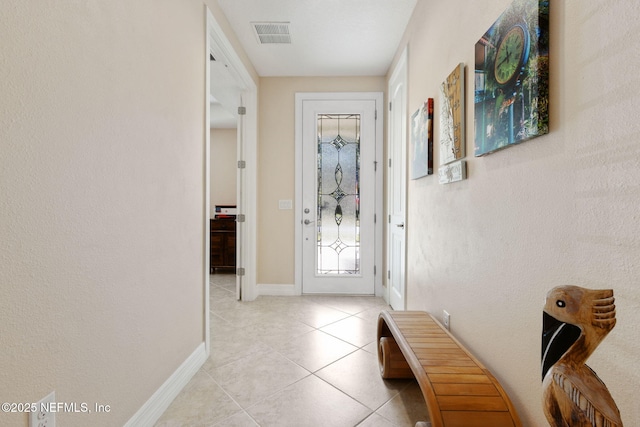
377, 310, 522, 427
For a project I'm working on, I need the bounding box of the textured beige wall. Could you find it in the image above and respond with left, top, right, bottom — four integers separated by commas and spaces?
0, 1, 213, 426
257, 77, 386, 285
395, 0, 640, 424
210, 128, 238, 213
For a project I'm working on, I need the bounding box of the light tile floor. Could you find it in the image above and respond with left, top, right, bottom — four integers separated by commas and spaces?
155, 275, 429, 427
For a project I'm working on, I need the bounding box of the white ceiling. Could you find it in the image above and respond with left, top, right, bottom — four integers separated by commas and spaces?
210, 0, 417, 128
217, 0, 417, 76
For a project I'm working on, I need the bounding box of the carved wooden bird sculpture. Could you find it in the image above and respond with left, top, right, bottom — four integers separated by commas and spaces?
541, 285, 622, 427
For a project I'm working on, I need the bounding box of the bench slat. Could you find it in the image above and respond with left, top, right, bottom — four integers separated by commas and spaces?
418, 359, 477, 367
429, 373, 494, 384
433, 383, 501, 396
442, 411, 516, 427
437, 395, 509, 411
424, 366, 484, 375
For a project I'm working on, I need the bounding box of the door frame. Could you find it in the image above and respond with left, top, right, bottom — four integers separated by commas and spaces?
386, 47, 408, 309
205, 7, 258, 353
294, 92, 384, 296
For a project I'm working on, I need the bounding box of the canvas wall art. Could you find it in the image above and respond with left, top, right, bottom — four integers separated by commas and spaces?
439, 63, 465, 165
474, 0, 550, 156
411, 98, 434, 179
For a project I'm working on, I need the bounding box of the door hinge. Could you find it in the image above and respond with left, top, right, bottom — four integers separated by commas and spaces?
237, 106, 246, 115
236, 214, 246, 223
238, 160, 246, 169
388, 270, 391, 279
374, 214, 377, 224
237, 267, 245, 276
389, 158, 392, 168
389, 101, 392, 111
388, 215, 391, 223
374, 160, 378, 171
375, 110, 378, 120
374, 265, 377, 275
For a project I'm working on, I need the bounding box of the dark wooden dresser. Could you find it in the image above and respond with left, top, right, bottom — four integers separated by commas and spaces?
210, 218, 236, 273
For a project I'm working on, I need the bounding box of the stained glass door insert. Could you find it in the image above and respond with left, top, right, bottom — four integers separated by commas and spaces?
317, 114, 361, 275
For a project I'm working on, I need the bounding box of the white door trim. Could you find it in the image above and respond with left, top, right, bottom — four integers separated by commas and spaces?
294, 92, 384, 296
205, 8, 212, 355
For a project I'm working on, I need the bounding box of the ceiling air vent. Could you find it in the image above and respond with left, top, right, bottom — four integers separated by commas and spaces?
251, 22, 291, 44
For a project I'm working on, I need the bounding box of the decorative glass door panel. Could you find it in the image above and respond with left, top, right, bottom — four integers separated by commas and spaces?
317, 114, 361, 275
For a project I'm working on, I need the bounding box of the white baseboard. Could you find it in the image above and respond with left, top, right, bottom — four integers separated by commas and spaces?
124, 342, 207, 427
257, 283, 297, 296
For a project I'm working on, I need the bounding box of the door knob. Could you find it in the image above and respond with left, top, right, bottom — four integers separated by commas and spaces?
304, 219, 314, 225
397, 223, 405, 228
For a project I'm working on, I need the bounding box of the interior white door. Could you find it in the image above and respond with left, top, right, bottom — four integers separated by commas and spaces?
301, 98, 377, 294
388, 49, 408, 310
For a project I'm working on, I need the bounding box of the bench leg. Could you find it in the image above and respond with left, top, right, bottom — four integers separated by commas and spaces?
378, 336, 414, 379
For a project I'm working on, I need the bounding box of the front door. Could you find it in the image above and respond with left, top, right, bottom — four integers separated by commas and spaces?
298, 95, 380, 294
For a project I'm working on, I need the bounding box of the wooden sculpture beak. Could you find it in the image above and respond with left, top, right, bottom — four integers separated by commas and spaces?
541, 311, 580, 380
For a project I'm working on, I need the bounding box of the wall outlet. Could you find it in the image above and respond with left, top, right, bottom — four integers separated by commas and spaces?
29, 391, 55, 427
443, 310, 450, 330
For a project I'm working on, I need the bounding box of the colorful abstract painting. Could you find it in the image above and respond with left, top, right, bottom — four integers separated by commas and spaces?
474, 0, 549, 156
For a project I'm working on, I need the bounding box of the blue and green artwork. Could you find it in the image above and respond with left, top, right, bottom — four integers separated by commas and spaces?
474, 0, 549, 156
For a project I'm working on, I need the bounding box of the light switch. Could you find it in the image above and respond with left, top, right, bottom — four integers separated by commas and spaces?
278, 200, 293, 210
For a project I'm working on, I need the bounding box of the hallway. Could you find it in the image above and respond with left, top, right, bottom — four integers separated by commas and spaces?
155, 275, 428, 426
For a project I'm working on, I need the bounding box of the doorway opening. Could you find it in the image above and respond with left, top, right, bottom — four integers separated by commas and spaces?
205, 8, 258, 355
